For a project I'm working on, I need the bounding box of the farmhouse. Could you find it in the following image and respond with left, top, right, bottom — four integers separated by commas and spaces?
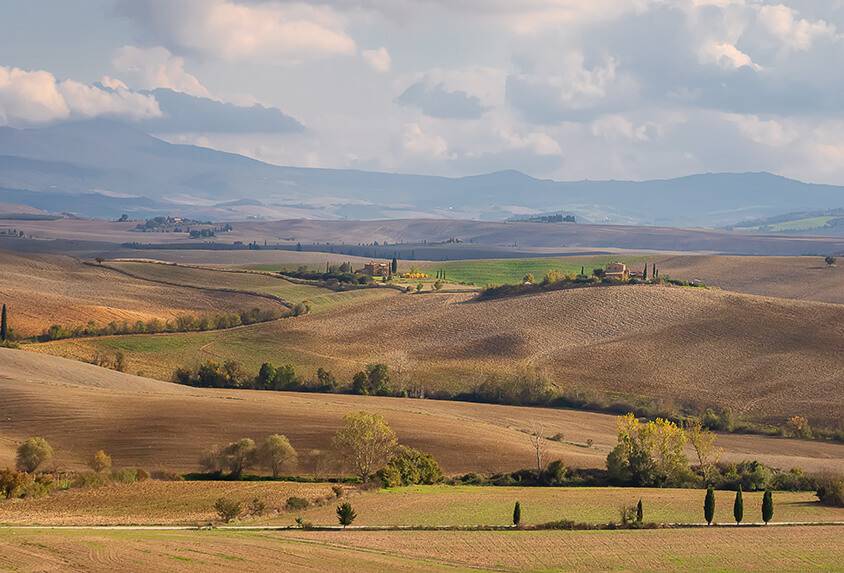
604, 262, 629, 281
363, 261, 391, 276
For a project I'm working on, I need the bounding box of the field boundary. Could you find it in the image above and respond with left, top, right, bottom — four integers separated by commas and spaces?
1, 521, 842, 531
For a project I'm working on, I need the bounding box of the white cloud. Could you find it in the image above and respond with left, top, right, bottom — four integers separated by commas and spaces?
591, 114, 659, 142
112, 45, 210, 97
726, 113, 799, 146
401, 122, 451, 158
756, 4, 835, 51
699, 41, 762, 70
0, 65, 160, 127
362, 47, 391, 72
118, 0, 356, 62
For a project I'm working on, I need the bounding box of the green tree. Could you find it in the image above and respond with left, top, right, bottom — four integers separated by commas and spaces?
365, 363, 391, 395
762, 489, 774, 524
636, 499, 643, 524
351, 371, 368, 395
513, 501, 521, 526
377, 446, 442, 487
258, 434, 297, 478
255, 362, 276, 390
825, 255, 836, 267
16, 437, 53, 473
704, 486, 716, 525
337, 502, 357, 527
1, 303, 7, 341
332, 411, 397, 481
733, 485, 744, 525
606, 414, 691, 487
391, 257, 398, 274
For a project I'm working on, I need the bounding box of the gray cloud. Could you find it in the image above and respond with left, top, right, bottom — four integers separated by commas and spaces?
136, 88, 304, 133
396, 82, 486, 119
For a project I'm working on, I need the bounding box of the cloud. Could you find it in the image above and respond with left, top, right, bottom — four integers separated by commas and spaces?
756, 4, 835, 51
401, 123, 451, 157
137, 88, 304, 133
699, 42, 762, 70
0, 65, 160, 127
112, 45, 210, 97
396, 81, 485, 119
116, 0, 356, 62
362, 47, 391, 72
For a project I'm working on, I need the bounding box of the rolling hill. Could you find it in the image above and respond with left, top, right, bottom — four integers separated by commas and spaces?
2, 120, 844, 225
1, 348, 842, 475
28, 280, 844, 428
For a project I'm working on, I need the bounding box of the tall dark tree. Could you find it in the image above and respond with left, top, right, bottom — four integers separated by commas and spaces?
762, 489, 774, 524
704, 486, 715, 525
643, 263, 648, 280
0, 304, 7, 341
636, 499, 643, 524
512, 501, 521, 526
733, 485, 744, 525
391, 257, 398, 274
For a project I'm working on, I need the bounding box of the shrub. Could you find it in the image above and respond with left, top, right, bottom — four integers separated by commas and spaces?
331, 484, 344, 498
135, 468, 150, 481
16, 437, 53, 473
619, 504, 638, 526
89, 450, 112, 474
248, 498, 267, 516
377, 446, 443, 488
214, 498, 242, 523
816, 475, 844, 507
73, 471, 107, 489
540, 460, 568, 486
285, 496, 310, 511
111, 468, 138, 484
336, 502, 357, 527
784, 416, 813, 439
150, 470, 183, 481
0, 469, 31, 499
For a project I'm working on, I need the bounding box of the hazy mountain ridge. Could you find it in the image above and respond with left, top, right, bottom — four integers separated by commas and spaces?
1, 120, 843, 226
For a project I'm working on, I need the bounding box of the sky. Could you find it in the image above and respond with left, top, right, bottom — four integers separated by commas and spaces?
1, 0, 844, 184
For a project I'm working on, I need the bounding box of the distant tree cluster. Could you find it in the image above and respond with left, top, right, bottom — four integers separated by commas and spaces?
37, 307, 283, 342
200, 434, 297, 479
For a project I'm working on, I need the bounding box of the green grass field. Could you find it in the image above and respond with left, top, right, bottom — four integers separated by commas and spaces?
289, 485, 843, 527
413, 256, 650, 287
742, 216, 837, 232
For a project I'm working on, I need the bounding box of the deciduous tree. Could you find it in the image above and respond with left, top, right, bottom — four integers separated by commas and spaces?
258, 434, 297, 478
332, 412, 397, 481
16, 437, 53, 473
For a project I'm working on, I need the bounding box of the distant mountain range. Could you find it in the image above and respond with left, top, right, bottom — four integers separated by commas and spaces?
1, 119, 843, 227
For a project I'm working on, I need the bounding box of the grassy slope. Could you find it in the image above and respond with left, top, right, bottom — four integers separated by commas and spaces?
3, 348, 842, 475
413, 255, 649, 286
293, 485, 844, 527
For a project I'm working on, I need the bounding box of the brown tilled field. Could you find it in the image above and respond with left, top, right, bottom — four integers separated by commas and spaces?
655, 254, 844, 304
0, 527, 839, 572
33, 282, 844, 427
0, 251, 282, 337
1, 349, 842, 475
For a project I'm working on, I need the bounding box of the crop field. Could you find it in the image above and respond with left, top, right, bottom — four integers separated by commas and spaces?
0, 252, 282, 337
0, 481, 339, 526
413, 256, 649, 286
292, 485, 844, 527
4, 348, 843, 476
0, 527, 840, 572
29, 283, 844, 427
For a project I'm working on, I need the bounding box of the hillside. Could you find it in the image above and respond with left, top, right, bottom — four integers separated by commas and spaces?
1, 348, 842, 475
0, 251, 283, 337
3, 121, 844, 225
29, 283, 844, 428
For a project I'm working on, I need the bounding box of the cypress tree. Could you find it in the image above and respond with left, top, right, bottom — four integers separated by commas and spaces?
512, 501, 521, 526
643, 263, 648, 280
704, 486, 715, 525
733, 485, 743, 525
391, 257, 398, 274
636, 499, 643, 524
762, 489, 773, 524
0, 303, 7, 341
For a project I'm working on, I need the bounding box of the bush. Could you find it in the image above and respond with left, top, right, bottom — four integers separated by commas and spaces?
111, 468, 138, 484
540, 460, 568, 486
377, 446, 443, 488
336, 502, 357, 527
214, 498, 243, 523
285, 496, 310, 511
816, 475, 844, 507
331, 484, 344, 498
248, 498, 267, 516
0, 469, 32, 499
89, 450, 112, 474
16, 437, 54, 473
150, 470, 183, 481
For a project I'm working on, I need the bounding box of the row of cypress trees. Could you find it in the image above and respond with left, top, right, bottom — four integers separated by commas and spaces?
510, 488, 775, 528
705, 485, 775, 525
